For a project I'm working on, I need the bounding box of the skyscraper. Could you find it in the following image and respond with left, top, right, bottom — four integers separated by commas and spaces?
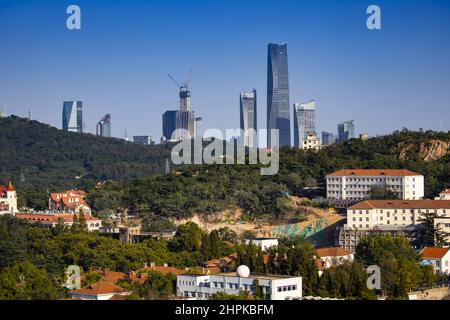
322, 131, 337, 145
96, 114, 111, 137
338, 120, 355, 142
240, 89, 257, 147
62, 101, 82, 133
293, 100, 315, 148
162, 110, 178, 141
267, 43, 290, 148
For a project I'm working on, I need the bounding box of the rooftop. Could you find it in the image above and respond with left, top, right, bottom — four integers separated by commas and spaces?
71, 281, 127, 296
421, 247, 450, 259
327, 169, 421, 177
348, 200, 450, 210
315, 247, 350, 257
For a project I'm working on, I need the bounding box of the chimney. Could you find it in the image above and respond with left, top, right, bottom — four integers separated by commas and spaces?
104, 267, 109, 275
163, 263, 168, 267
150, 262, 155, 267
143, 262, 148, 269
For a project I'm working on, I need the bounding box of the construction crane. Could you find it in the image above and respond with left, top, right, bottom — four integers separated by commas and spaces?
168, 70, 192, 91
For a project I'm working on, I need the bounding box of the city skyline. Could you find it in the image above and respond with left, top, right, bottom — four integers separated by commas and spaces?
1, 0, 450, 145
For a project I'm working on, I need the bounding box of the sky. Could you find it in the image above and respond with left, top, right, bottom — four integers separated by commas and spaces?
0, 0, 449, 146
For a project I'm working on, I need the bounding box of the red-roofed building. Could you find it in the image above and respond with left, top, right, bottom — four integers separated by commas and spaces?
326, 169, 424, 201
314, 247, 353, 272
70, 281, 132, 300
0, 181, 18, 215
435, 189, 450, 200
420, 247, 450, 275
48, 190, 89, 213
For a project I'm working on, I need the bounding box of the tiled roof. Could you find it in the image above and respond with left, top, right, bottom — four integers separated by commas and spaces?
143, 265, 186, 276
71, 281, 127, 295
421, 247, 450, 259
327, 169, 421, 177
348, 200, 450, 210
81, 269, 126, 284
315, 247, 350, 258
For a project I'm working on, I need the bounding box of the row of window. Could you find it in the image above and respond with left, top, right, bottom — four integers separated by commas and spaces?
277, 285, 297, 292
352, 209, 446, 214
328, 177, 408, 182
352, 216, 411, 222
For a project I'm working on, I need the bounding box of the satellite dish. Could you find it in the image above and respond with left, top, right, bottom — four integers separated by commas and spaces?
236, 265, 250, 278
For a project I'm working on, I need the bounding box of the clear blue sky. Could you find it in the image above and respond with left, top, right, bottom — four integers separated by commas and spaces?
1, 0, 449, 145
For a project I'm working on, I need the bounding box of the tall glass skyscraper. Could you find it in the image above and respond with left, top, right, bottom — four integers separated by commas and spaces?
338, 120, 355, 142
62, 101, 82, 133
267, 43, 290, 148
240, 89, 257, 147
293, 100, 316, 148
162, 110, 178, 141
96, 114, 111, 137
322, 131, 337, 145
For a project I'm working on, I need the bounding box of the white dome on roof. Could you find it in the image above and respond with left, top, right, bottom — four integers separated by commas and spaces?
236, 265, 250, 278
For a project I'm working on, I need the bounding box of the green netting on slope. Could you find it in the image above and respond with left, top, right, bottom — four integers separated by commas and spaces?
273, 218, 327, 238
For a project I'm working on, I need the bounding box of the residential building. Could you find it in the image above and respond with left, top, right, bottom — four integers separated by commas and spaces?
293, 100, 315, 148
435, 189, 450, 200
346, 199, 450, 230
48, 190, 89, 213
267, 43, 290, 148
70, 281, 132, 300
240, 89, 257, 147
162, 110, 178, 141
62, 101, 83, 133
322, 131, 337, 145
96, 114, 111, 137
314, 247, 354, 271
299, 132, 321, 150
244, 238, 279, 251
326, 169, 424, 201
176, 266, 302, 300
15, 213, 102, 231
0, 182, 18, 214
337, 120, 354, 142
420, 247, 450, 275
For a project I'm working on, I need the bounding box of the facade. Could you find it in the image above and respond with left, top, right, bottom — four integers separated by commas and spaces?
48, 190, 89, 213
338, 225, 414, 253
239, 90, 257, 147
96, 114, 111, 137
70, 281, 132, 300
420, 247, 450, 275
346, 199, 450, 230
176, 110, 196, 140
322, 131, 337, 145
267, 43, 290, 148
162, 110, 178, 141
177, 270, 302, 300
0, 182, 18, 214
244, 238, 279, 251
62, 101, 83, 133
133, 135, 152, 145
293, 100, 315, 148
326, 169, 424, 201
337, 120, 354, 142
300, 132, 321, 150
15, 213, 102, 232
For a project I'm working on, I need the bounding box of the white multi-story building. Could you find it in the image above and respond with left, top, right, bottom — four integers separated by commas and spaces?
0, 182, 18, 214
300, 132, 321, 151
15, 213, 102, 232
346, 199, 450, 231
176, 266, 302, 300
326, 169, 424, 201
244, 238, 279, 251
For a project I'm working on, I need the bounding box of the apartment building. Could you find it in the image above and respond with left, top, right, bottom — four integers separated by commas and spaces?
326, 169, 424, 201
176, 266, 302, 300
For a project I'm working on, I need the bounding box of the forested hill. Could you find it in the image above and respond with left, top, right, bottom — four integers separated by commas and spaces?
0, 116, 171, 208
89, 130, 450, 218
